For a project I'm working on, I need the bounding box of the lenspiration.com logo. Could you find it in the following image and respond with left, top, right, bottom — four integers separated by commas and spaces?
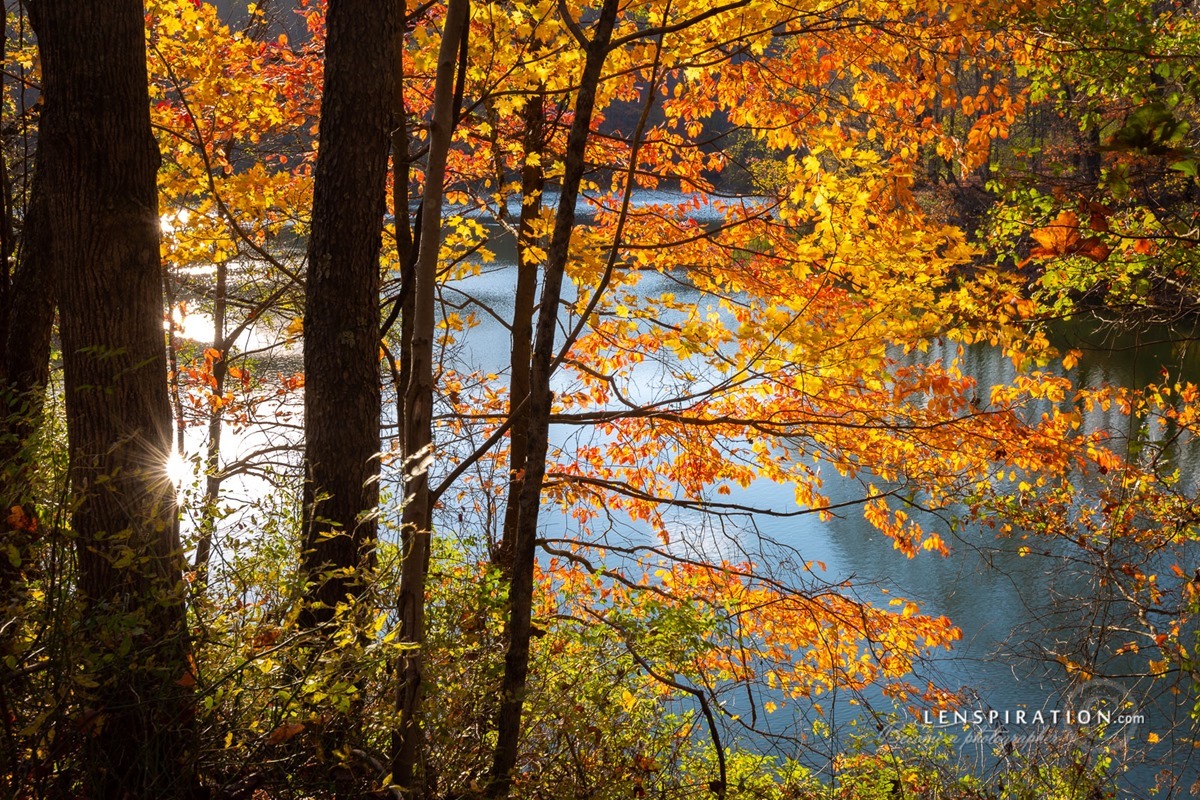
884, 679, 1144, 755
923, 679, 1144, 736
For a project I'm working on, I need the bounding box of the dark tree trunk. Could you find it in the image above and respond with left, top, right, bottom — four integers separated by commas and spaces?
0, 0, 12, 378
299, 0, 396, 627
0, 173, 55, 692
1079, 125, 1102, 188
0, 139, 55, 800
0, 0, 54, 495
27, 0, 196, 795
1, 175, 54, 474
495, 91, 544, 574
488, 2, 620, 795
193, 261, 227, 595
392, 0, 469, 791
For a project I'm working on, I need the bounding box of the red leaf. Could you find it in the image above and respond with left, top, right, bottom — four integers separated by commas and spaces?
1085, 202, 1111, 233
1074, 236, 1111, 262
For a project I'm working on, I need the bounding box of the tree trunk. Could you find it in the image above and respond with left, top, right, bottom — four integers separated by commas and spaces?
488, 2, 620, 795
0, 169, 55, 703
494, 90, 544, 574
193, 260, 227, 595
392, 0, 470, 791
0, 0, 11, 379
1078, 124, 1102, 188
299, 0, 396, 627
1, 174, 54, 478
0, 137, 55, 800
28, 0, 196, 794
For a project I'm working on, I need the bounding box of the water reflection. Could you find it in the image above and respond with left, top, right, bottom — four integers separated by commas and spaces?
177, 189, 1200, 790
430, 202, 1200, 789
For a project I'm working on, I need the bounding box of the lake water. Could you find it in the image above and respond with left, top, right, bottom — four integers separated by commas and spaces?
177, 189, 1200, 794
436, 191, 1200, 793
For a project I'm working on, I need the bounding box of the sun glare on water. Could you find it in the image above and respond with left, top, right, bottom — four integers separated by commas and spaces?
160, 208, 191, 235
167, 305, 217, 343
165, 448, 190, 492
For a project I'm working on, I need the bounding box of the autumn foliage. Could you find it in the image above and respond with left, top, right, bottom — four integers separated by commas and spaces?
2, 0, 1200, 798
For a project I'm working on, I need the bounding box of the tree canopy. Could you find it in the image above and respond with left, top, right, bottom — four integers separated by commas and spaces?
2, 0, 1200, 798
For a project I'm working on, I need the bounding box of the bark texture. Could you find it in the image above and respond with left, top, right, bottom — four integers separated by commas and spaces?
28, 0, 195, 794
488, 2, 620, 795
495, 91, 544, 574
2, 180, 54, 412
392, 0, 470, 791
300, 0, 396, 626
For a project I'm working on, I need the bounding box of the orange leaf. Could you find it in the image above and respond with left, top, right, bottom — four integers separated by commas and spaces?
1029, 211, 1080, 258
1029, 212, 1110, 262
6, 505, 37, 533
251, 628, 281, 650
267, 721, 304, 745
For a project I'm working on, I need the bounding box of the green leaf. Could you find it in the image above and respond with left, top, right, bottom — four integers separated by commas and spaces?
1170, 159, 1198, 178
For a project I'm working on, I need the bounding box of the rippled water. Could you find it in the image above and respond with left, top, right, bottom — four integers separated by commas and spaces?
175, 191, 1200, 792
434, 203, 1200, 790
